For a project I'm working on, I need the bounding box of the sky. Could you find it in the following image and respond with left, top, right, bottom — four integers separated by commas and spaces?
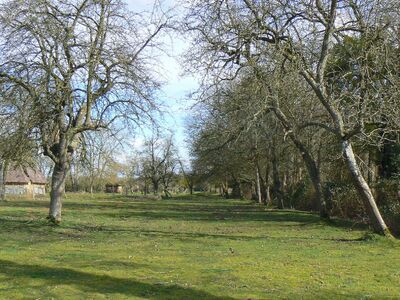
124, 0, 199, 162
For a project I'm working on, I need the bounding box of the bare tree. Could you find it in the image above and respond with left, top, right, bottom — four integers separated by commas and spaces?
81, 130, 121, 195
140, 133, 178, 197
160, 138, 178, 198
0, 0, 168, 223
178, 159, 196, 195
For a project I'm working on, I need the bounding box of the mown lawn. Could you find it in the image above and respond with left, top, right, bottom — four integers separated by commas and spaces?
0, 193, 399, 299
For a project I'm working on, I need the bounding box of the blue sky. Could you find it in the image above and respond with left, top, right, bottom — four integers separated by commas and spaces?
125, 0, 198, 162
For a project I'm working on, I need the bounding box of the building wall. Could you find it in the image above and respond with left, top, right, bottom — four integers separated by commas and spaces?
5, 183, 46, 195
5, 184, 28, 195
32, 184, 46, 195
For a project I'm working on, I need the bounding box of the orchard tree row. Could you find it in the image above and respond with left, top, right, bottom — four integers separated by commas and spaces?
182, 0, 400, 237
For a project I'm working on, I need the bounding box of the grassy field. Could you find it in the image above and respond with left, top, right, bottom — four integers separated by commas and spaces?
0, 193, 399, 299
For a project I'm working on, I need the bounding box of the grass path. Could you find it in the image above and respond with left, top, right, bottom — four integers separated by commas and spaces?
0, 193, 399, 299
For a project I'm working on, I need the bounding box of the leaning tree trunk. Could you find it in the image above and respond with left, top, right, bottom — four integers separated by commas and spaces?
272, 108, 329, 218
291, 139, 329, 219
342, 140, 391, 236
48, 161, 69, 224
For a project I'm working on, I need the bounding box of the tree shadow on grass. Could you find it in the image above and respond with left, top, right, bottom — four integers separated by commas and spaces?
0, 216, 368, 248
0, 198, 321, 223
0, 259, 236, 300
99, 209, 326, 226
62, 224, 372, 243
0, 197, 367, 232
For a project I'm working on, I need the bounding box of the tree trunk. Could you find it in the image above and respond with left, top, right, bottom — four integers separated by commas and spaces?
342, 140, 391, 236
152, 179, 159, 194
292, 139, 329, 219
272, 108, 328, 218
189, 184, 193, 195
272, 147, 284, 209
265, 186, 271, 206
230, 176, 241, 198
256, 165, 263, 204
48, 161, 68, 224
264, 163, 271, 206
0, 160, 7, 201
309, 170, 328, 218
221, 181, 229, 198
164, 188, 171, 198
89, 175, 94, 196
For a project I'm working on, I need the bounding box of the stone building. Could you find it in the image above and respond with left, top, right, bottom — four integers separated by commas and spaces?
5, 166, 47, 196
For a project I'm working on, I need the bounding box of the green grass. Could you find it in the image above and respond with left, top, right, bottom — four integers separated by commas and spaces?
0, 193, 399, 299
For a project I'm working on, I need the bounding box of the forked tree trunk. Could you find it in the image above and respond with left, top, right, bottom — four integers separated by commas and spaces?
342, 140, 391, 236
48, 161, 68, 224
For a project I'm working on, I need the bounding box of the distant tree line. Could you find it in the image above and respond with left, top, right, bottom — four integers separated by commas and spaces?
62, 129, 192, 198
